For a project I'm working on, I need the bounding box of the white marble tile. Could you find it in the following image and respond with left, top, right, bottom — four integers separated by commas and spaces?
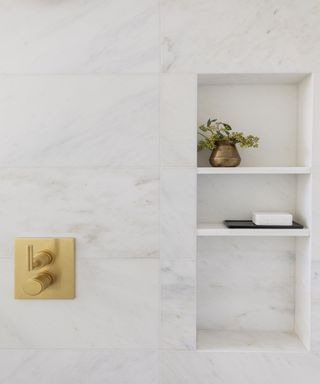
0, 258, 158, 348
311, 261, 320, 351
0, 168, 158, 259
161, 259, 196, 350
0, 349, 158, 384
160, 169, 196, 260
0, 0, 159, 73
160, 74, 197, 167
161, 0, 320, 73
197, 237, 295, 332
198, 175, 296, 223
0, 75, 158, 167
295, 238, 311, 348
311, 170, 320, 261
161, 350, 320, 384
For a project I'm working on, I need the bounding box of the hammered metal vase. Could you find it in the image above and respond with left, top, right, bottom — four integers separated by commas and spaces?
209, 141, 241, 167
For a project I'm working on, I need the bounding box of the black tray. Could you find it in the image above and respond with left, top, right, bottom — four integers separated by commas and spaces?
223, 220, 304, 229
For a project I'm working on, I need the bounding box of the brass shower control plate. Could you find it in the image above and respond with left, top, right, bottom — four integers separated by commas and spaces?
14, 237, 75, 299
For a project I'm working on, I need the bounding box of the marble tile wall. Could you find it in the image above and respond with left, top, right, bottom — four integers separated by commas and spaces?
0, 1, 320, 383
0, 1, 161, 380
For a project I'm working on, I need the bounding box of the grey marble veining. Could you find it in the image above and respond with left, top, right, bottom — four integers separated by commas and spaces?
0, 1, 320, 383
0, 259, 159, 348
0, 168, 158, 259
162, 350, 320, 384
161, 0, 320, 73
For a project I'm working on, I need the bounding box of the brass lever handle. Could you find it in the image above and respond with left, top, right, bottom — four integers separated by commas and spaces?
27, 245, 54, 271
22, 272, 55, 296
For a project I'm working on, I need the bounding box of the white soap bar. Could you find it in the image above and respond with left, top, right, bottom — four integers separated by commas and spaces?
252, 212, 293, 226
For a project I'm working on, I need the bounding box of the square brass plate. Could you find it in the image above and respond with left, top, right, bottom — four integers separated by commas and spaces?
14, 237, 75, 299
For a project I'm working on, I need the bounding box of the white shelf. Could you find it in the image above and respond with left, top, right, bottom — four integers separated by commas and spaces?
197, 223, 310, 237
197, 167, 311, 175
197, 330, 306, 352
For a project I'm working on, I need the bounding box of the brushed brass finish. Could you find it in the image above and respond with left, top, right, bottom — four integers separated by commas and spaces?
23, 272, 54, 296
15, 237, 75, 299
209, 141, 241, 167
27, 245, 54, 271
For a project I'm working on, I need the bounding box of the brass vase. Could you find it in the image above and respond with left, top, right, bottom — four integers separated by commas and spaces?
209, 141, 241, 167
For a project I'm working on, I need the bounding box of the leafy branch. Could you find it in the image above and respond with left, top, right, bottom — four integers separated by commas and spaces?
197, 118, 259, 151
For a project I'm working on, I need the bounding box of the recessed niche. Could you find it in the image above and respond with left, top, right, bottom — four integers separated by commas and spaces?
196, 73, 313, 352
197, 236, 309, 352
197, 73, 312, 168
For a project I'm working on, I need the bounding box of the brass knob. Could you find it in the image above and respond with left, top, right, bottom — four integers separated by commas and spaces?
32, 250, 54, 270
23, 272, 54, 296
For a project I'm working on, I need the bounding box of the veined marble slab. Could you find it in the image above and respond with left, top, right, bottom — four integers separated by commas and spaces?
162, 350, 320, 384
0, 75, 159, 167
0, 168, 159, 258
0, 259, 159, 348
161, 259, 196, 350
0, 349, 158, 384
0, 0, 159, 73
160, 0, 320, 73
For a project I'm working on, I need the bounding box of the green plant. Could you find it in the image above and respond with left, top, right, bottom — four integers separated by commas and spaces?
197, 118, 259, 151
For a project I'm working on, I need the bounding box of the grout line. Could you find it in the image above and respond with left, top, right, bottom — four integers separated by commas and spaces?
0, 166, 161, 170
0, 347, 160, 351
0, 73, 162, 77
1, 257, 195, 260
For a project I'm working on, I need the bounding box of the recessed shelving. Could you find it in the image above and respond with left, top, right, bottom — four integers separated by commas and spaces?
197, 167, 311, 175
196, 73, 313, 352
197, 223, 310, 237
